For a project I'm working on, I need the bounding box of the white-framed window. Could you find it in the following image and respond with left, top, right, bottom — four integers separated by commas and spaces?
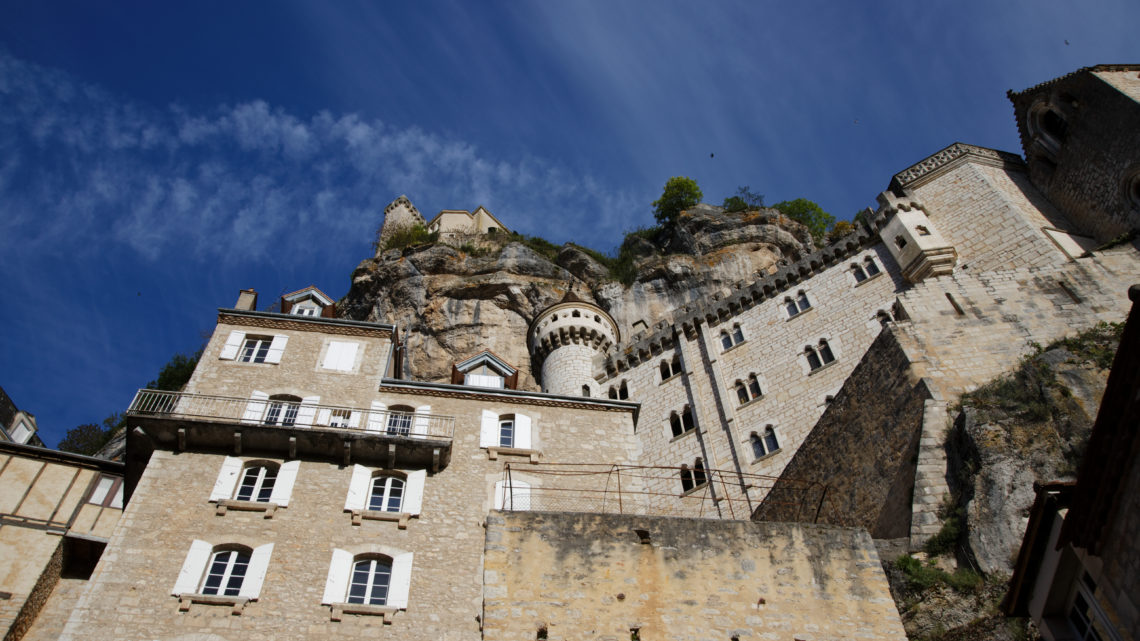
493, 479, 532, 510
242, 392, 319, 427
1065, 572, 1122, 641
219, 331, 287, 364
386, 405, 414, 436
344, 465, 425, 516
172, 540, 273, 600
668, 406, 695, 438
322, 548, 413, 609
784, 290, 812, 318
322, 341, 360, 372
88, 474, 124, 508
366, 402, 431, 437
264, 395, 300, 426
735, 374, 763, 405
720, 324, 745, 350
750, 426, 781, 460
804, 339, 836, 371
210, 457, 300, 506
480, 410, 532, 449
292, 306, 318, 316
10, 420, 32, 444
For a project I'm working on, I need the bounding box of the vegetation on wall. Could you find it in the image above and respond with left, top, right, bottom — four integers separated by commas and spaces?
380, 224, 439, 252
772, 198, 836, 245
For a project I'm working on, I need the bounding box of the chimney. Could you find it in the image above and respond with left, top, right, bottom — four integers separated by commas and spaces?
235, 289, 258, 311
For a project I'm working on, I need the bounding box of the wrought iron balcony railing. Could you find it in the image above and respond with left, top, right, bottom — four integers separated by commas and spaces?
126, 389, 455, 441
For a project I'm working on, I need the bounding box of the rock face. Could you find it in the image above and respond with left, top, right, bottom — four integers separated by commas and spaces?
340, 205, 814, 386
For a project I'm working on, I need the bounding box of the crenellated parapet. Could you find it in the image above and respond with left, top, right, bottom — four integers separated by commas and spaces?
528, 292, 620, 396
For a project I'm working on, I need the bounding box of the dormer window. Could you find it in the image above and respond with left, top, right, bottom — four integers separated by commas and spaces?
279, 285, 335, 317
452, 351, 518, 389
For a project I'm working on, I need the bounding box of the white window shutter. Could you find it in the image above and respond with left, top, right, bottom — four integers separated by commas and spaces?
241, 391, 269, 424
515, 413, 532, 450
480, 410, 498, 448
296, 396, 320, 428
321, 548, 353, 605
321, 342, 342, 370
413, 405, 431, 437
347, 411, 361, 428
172, 539, 213, 596
338, 342, 358, 371
316, 408, 332, 427
270, 460, 300, 506
402, 469, 426, 515
265, 335, 289, 364
209, 457, 244, 501
239, 543, 274, 599
366, 401, 387, 432
493, 480, 506, 510
344, 464, 370, 512
219, 331, 245, 360
387, 551, 414, 609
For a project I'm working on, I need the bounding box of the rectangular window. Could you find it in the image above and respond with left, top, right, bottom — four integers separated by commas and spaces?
329, 409, 352, 428
499, 419, 514, 447
239, 336, 274, 363
88, 475, 124, 508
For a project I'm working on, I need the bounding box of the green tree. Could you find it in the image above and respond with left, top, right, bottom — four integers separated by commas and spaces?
58, 413, 122, 456
146, 349, 202, 391
722, 186, 765, 212
772, 198, 835, 245
653, 177, 702, 228
826, 220, 856, 243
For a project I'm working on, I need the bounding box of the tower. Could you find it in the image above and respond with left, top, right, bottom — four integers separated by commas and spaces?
527, 291, 620, 397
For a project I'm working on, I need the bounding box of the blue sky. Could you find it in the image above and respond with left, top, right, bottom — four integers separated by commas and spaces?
1, 1, 1136, 447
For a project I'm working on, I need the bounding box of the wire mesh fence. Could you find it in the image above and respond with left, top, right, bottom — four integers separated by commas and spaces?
500, 462, 829, 522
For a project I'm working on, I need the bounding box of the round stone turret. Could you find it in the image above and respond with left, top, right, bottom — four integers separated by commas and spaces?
528, 291, 620, 397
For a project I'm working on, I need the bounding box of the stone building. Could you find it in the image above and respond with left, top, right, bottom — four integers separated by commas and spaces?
10, 65, 1140, 640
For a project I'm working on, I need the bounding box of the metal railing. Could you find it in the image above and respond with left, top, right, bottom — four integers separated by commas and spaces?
500, 463, 829, 522
127, 389, 455, 440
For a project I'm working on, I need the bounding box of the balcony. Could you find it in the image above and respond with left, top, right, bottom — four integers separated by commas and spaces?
125, 390, 454, 471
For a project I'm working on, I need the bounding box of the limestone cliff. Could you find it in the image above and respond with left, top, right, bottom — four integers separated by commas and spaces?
339, 204, 815, 387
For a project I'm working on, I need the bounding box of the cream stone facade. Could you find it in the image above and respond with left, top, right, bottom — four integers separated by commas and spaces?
10, 65, 1140, 640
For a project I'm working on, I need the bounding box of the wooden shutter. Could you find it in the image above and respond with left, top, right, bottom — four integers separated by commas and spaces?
479, 410, 498, 448
321, 548, 353, 605
321, 342, 342, 370
219, 331, 245, 360
239, 543, 274, 599
241, 391, 269, 424
270, 460, 300, 506
265, 335, 289, 364
172, 539, 212, 596
295, 396, 320, 428
209, 457, 243, 501
387, 551, 414, 609
338, 342, 358, 371
412, 405, 431, 437
403, 469, 426, 515
344, 464, 370, 512
515, 413, 532, 450
366, 401, 387, 432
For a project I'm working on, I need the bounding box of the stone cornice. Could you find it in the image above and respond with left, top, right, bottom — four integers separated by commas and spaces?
890, 143, 1025, 191
218, 309, 395, 339
379, 378, 640, 420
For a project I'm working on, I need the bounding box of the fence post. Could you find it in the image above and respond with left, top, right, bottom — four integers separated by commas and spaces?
615, 465, 623, 515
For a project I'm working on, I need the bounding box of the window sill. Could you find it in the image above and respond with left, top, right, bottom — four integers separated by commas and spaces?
348, 509, 415, 529
669, 429, 696, 443
737, 395, 764, 410
807, 360, 838, 376
721, 341, 746, 354
177, 593, 250, 615
213, 499, 280, 518
785, 307, 814, 322
680, 482, 709, 497
750, 450, 782, 465
854, 271, 883, 288
486, 447, 541, 464
658, 373, 682, 385
329, 602, 400, 623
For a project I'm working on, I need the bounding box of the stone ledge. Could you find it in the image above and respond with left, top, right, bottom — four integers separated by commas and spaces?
329, 602, 399, 623
214, 499, 279, 518
486, 446, 541, 464
177, 593, 249, 615
348, 509, 414, 529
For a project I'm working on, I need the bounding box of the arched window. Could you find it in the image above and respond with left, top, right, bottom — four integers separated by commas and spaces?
852, 263, 869, 283
498, 415, 515, 447
818, 339, 835, 364
348, 556, 392, 605
735, 374, 763, 405
235, 463, 278, 503
735, 380, 749, 405
608, 386, 618, 400
619, 381, 629, 400
669, 412, 683, 438
750, 433, 765, 459
660, 361, 671, 381
681, 406, 694, 432
387, 405, 414, 436
201, 547, 252, 596
680, 465, 694, 492
368, 475, 405, 513
786, 291, 811, 317
877, 310, 893, 327
805, 345, 823, 371
864, 256, 881, 276
763, 426, 780, 454
721, 331, 733, 350
692, 459, 707, 487
796, 291, 811, 311
660, 355, 682, 381
721, 324, 745, 350
264, 394, 301, 427
732, 325, 744, 345
572, 310, 581, 317
748, 374, 762, 399
582, 385, 590, 397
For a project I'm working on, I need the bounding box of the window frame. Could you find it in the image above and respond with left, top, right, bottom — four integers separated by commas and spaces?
87, 474, 124, 508
785, 290, 812, 319
368, 475, 406, 513
322, 548, 414, 615
200, 548, 252, 597
235, 464, 278, 503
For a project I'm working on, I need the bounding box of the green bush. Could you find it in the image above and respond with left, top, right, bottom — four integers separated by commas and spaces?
382, 224, 438, 251
895, 555, 982, 595
923, 501, 964, 556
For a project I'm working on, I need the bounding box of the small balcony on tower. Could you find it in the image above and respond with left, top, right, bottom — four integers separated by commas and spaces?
125, 389, 454, 472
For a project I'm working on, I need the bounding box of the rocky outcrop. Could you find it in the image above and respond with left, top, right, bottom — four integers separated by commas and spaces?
341, 205, 814, 387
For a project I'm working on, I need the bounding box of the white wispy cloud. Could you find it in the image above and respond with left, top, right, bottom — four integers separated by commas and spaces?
0, 51, 642, 265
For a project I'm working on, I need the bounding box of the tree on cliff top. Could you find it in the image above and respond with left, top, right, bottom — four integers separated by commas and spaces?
722, 186, 765, 212
772, 198, 835, 245
653, 176, 702, 228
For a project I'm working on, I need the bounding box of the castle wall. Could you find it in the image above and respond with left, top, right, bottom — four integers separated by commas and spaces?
482, 511, 907, 641
540, 343, 599, 396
